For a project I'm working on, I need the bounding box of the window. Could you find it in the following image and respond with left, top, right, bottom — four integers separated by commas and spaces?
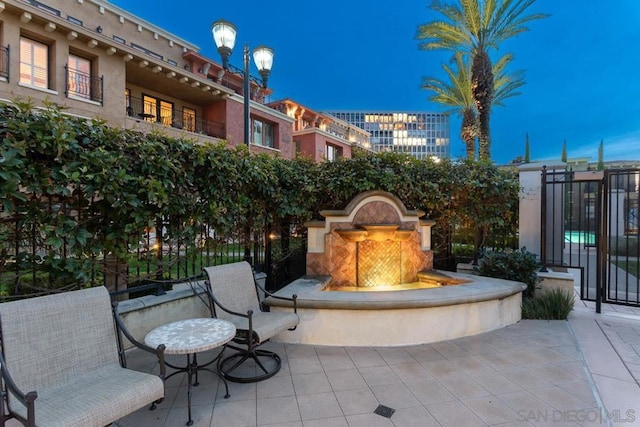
67, 54, 91, 99
253, 119, 274, 148
326, 144, 341, 162
183, 107, 196, 132
142, 95, 174, 125
20, 37, 48, 89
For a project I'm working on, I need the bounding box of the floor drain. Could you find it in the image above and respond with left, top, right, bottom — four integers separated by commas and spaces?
374, 404, 395, 418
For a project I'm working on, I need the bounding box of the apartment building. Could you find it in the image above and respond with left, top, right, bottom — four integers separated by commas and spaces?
326, 111, 450, 160
0, 0, 373, 161
268, 99, 372, 162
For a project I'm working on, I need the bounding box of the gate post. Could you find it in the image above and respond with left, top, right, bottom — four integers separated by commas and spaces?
518, 161, 566, 266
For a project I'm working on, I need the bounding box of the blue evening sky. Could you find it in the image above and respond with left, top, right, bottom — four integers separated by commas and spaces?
110, 0, 640, 164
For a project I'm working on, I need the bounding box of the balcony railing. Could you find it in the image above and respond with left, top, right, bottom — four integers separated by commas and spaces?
126, 96, 225, 139
0, 45, 8, 81
65, 66, 103, 104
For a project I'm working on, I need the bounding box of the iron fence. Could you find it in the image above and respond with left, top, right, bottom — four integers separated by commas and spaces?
126, 95, 225, 139
0, 194, 306, 300
541, 167, 640, 311
65, 65, 103, 104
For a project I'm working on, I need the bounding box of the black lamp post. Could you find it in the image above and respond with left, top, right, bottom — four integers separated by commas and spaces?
212, 20, 274, 151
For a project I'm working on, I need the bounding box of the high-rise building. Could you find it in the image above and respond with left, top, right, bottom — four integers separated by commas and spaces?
325, 111, 450, 160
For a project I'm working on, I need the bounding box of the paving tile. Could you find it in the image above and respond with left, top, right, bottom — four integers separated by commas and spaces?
388, 361, 434, 383
256, 375, 295, 398
334, 387, 379, 415
403, 345, 446, 362
388, 405, 441, 427
404, 378, 457, 405
501, 366, 555, 390
358, 365, 403, 387
419, 358, 461, 379
466, 368, 523, 394
256, 395, 300, 425
118, 407, 170, 427
344, 412, 394, 426
345, 348, 387, 368
296, 391, 343, 420
209, 399, 256, 426
292, 372, 332, 395
318, 353, 356, 371
374, 347, 415, 365
429, 341, 470, 359
530, 362, 588, 386
426, 400, 486, 426
260, 422, 302, 427
164, 403, 214, 427
370, 382, 422, 409
496, 390, 558, 418
529, 386, 597, 411
437, 372, 492, 399
463, 395, 522, 425
288, 356, 324, 375
300, 417, 349, 427
325, 368, 368, 391
216, 380, 256, 402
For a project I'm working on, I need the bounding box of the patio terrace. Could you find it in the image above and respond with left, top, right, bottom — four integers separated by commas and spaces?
7, 284, 638, 427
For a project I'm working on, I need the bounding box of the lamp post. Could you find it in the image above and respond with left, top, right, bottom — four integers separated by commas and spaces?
212, 20, 274, 150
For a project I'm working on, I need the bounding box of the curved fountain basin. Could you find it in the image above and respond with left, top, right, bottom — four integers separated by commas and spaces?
264, 271, 526, 347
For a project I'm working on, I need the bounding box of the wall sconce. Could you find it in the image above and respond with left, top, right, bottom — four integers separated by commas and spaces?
96, 26, 103, 34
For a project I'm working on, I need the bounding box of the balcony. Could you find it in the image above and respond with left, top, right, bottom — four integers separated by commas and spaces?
126, 95, 225, 139
65, 66, 103, 104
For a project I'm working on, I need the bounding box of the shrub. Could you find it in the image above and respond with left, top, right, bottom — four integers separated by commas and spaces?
522, 289, 574, 320
478, 247, 540, 297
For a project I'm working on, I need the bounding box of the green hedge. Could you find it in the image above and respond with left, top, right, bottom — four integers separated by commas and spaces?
0, 101, 519, 290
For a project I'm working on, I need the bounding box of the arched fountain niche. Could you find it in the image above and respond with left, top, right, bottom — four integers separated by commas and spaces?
265, 191, 526, 347
305, 190, 466, 290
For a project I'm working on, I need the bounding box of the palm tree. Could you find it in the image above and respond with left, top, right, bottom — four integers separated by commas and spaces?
422, 52, 524, 160
416, 0, 547, 160
422, 52, 476, 159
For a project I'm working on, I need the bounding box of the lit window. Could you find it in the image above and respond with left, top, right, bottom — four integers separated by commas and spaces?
67, 54, 92, 99
183, 107, 196, 132
20, 37, 48, 89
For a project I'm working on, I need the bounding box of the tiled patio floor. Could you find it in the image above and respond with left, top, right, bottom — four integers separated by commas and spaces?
117, 319, 608, 427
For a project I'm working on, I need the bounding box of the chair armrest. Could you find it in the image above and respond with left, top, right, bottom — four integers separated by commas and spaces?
111, 301, 166, 381
254, 280, 298, 313
0, 351, 37, 427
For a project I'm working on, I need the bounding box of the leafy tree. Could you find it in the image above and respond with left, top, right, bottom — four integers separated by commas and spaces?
417, 0, 547, 160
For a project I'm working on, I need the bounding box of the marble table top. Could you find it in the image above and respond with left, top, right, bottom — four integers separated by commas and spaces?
145, 318, 236, 355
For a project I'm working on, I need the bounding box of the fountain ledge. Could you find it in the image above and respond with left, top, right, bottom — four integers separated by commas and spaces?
265, 271, 526, 347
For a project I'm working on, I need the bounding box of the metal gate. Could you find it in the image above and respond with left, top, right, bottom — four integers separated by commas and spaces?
541, 167, 639, 312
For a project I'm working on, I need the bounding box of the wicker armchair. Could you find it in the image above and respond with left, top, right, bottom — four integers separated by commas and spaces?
203, 262, 298, 383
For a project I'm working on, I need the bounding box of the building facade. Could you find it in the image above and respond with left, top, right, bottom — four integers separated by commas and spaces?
325, 111, 450, 160
268, 99, 372, 162
0, 0, 369, 161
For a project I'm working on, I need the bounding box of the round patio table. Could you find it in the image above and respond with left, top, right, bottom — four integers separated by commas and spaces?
145, 318, 236, 426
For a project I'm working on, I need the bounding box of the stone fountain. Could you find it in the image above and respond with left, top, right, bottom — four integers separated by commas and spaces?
265, 190, 526, 346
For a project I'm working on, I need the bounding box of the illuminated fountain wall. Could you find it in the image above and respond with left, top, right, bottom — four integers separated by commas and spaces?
306, 191, 435, 288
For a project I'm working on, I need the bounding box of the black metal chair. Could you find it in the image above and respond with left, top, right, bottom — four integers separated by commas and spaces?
203, 262, 298, 383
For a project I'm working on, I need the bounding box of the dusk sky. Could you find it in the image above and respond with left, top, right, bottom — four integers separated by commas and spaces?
110, 0, 640, 164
